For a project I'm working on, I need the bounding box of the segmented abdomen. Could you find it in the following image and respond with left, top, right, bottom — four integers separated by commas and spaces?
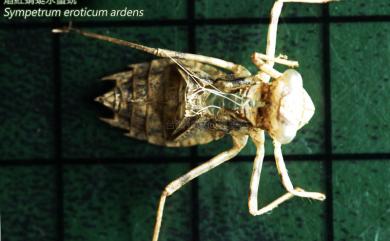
98, 59, 226, 147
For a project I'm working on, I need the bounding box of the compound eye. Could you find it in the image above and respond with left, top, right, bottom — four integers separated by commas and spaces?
279, 69, 303, 90
298, 89, 315, 129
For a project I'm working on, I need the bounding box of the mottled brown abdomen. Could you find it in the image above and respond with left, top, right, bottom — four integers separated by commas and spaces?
96, 59, 227, 147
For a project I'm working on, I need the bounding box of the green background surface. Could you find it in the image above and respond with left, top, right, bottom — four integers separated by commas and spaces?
0, 0, 389, 241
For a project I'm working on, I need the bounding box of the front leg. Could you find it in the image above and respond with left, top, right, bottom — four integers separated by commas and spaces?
256, 0, 336, 82
252, 52, 299, 68
247, 132, 325, 216
273, 140, 326, 200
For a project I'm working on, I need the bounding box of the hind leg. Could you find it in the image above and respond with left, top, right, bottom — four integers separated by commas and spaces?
53, 25, 251, 78
152, 134, 248, 241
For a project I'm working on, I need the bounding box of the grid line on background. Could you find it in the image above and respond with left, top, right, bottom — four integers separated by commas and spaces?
1, 2, 390, 241
0, 153, 389, 165
322, 5, 333, 241
187, 0, 200, 241
52, 17, 65, 241
0, 153, 390, 166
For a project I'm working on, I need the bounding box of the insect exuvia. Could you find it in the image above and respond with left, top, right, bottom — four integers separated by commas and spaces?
54, 0, 336, 240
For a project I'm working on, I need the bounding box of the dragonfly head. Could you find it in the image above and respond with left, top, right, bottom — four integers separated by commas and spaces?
260, 69, 315, 144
